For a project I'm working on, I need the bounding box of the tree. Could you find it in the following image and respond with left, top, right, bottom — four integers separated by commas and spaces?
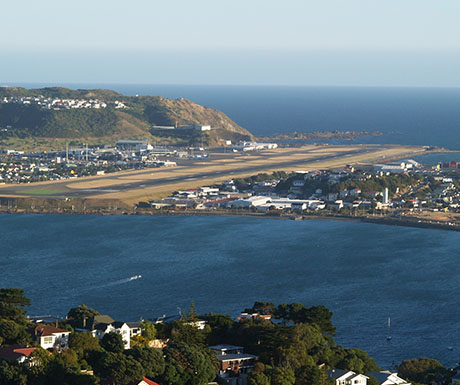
275, 304, 290, 323
95, 352, 144, 385
0, 288, 30, 322
171, 321, 206, 346
336, 349, 379, 374
268, 367, 296, 385
245, 302, 276, 316
27, 347, 53, 380
69, 332, 101, 360
0, 361, 27, 385
398, 358, 447, 385
101, 332, 124, 353
295, 365, 332, 385
130, 335, 150, 348
162, 342, 218, 385
126, 346, 165, 379
304, 306, 336, 335
40, 350, 81, 385
202, 313, 234, 345
248, 371, 271, 385
67, 304, 99, 329
187, 301, 198, 322
140, 320, 157, 340
0, 319, 20, 343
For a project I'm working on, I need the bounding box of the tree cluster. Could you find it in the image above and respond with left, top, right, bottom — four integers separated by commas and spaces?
0, 291, 453, 385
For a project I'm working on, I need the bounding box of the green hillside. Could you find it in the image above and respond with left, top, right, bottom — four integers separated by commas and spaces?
0, 87, 253, 147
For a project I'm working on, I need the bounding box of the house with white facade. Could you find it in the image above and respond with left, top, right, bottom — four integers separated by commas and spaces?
365, 371, 411, 385
33, 325, 70, 350
126, 321, 143, 337
82, 315, 132, 349
0, 346, 37, 364
327, 369, 368, 385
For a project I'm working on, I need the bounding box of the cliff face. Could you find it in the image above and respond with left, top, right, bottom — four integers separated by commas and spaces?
0, 87, 253, 145
141, 96, 250, 136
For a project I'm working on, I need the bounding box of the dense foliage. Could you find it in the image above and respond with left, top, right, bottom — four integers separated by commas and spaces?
276, 172, 422, 198
0, 289, 31, 346
0, 290, 454, 385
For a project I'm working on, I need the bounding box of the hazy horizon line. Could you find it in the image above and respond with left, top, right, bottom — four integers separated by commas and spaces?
3, 82, 460, 90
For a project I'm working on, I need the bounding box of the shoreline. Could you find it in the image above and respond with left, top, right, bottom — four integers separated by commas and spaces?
1, 205, 458, 233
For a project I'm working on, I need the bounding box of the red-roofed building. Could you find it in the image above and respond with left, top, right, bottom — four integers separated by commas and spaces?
33, 325, 70, 350
137, 377, 161, 385
124, 377, 160, 385
0, 345, 37, 364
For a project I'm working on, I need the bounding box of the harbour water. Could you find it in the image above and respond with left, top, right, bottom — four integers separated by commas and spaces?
2, 214, 460, 368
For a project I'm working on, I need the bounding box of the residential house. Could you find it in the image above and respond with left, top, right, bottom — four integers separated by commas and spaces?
238, 313, 271, 321
327, 369, 368, 385
82, 315, 131, 349
0, 346, 37, 364
365, 371, 411, 385
33, 325, 70, 350
126, 322, 142, 337
128, 377, 161, 385
209, 345, 258, 385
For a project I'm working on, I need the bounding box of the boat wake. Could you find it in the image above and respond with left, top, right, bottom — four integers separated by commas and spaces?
89, 275, 143, 290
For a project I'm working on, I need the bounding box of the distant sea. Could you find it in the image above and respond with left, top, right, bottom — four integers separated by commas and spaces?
10, 83, 460, 150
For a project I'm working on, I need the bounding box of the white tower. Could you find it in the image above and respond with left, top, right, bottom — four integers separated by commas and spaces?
383, 187, 389, 204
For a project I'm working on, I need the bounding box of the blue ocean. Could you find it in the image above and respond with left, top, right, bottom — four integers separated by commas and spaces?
2, 214, 460, 369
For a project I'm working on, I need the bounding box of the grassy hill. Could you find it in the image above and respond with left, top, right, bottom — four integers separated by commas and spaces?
0, 87, 253, 148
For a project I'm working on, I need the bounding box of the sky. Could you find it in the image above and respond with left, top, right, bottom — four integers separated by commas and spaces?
2, 0, 460, 87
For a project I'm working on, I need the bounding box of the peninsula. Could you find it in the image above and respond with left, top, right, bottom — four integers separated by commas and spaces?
0, 87, 455, 233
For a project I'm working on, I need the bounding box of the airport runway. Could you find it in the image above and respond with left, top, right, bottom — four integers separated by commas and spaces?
0, 145, 422, 199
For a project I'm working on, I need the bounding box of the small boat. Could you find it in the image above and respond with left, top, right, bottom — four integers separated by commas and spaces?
129, 274, 142, 280
386, 317, 392, 341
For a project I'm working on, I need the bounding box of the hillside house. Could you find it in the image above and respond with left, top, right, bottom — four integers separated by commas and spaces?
209, 345, 258, 385
33, 325, 70, 350
81, 315, 132, 349
0, 346, 37, 364
327, 369, 369, 385
365, 371, 411, 385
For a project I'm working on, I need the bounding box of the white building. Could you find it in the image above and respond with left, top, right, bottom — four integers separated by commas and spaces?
234, 141, 278, 151
229, 196, 271, 208
365, 371, 411, 385
177, 124, 212, 131
82, 315, 133, 350
92, 321, 131, 350
116, 140, 153, 151
327, 369, 368, 385
33, 325, 70, 350
0, 346, 37, 364
383, 187, 389, 204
